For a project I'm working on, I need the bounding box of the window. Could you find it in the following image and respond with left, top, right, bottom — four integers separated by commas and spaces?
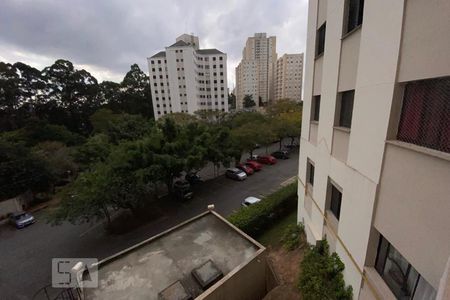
312, 96, 321, 121
375, 235, 437, 299
316, 23, 326, 56
158, 60, 161, 64
219, 56, 223, 61
397, 77, 450, 153
307, 161, 315, 186
329, 184, 342, 220
345, 0, 364, 34
213, 57, 216, 61
338, 90, 354, 128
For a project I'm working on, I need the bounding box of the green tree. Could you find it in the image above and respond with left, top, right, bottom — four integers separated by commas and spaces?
73, 134, 111, 169
298, 240, 353, 300
0, 140, 53, 200
33, 141, 78, 181
243, 94, 256, 108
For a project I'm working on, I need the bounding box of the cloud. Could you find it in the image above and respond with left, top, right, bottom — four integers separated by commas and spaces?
0, 0, 308, 86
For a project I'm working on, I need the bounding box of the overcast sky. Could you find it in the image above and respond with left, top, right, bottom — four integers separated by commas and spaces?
0, 0, 308, 87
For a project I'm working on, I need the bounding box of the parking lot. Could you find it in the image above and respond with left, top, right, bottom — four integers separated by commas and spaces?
0, 144, 299, 299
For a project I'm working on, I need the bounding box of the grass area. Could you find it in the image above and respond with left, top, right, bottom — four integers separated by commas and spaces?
257, 210, 297, 248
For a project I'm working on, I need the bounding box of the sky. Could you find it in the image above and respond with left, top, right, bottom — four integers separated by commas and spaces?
0, 0, 308, 87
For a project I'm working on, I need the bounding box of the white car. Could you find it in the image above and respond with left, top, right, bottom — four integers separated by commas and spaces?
242, 196, 262, 207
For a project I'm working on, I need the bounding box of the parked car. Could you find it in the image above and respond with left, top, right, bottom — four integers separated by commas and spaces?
173, 180, 194, 201
242, 196, 262, 207
284, 143, 299, 150
245, 161, 262, 172
236, 163, 254, 175
257, 155, 277, 165
185, 172, 203, 184
247, 154, 259, 161
225, 168, 247, 181
8, 212, 35, 229
271, 150, 290, 160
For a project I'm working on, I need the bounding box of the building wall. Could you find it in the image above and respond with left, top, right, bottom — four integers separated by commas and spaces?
235, 33, 277, 109
148, 35, 228, 120
274, 53, 303, 102
299, 0, 450, 299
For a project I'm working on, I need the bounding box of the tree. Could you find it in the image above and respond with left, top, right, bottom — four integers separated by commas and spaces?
33, 141, 78, 182
243, 94, 256, 108
0, 140, 53, 200
73, 134, 111, 170
298, 240, 353, 300
110, 64, 153, 118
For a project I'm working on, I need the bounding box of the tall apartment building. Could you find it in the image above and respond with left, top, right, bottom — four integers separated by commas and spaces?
235, 33, 277, 109
147, 34, 228, 120
298, 0, 450, 299
274, 53, 304, 102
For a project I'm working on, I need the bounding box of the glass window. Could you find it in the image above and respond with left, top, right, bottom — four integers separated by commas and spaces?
397, 77, 450, 153
330, 184, 342, 220
375, 236, 437, 300
316, 23, 326, 56
312, 96, 321, 121
345, 0, 364, 34
307, 161, 315, 186
339, 90, 354, 128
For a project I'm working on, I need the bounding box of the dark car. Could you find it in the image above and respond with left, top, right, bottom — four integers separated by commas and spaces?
257, 155, 277, 165
173, 180, 194, 201
245, 161, 262, 172
271, 150, 290, 160
8, 212, 35, 229
185, 172, 203, 184
236, 163, 254, 175
225, 168, 247, 181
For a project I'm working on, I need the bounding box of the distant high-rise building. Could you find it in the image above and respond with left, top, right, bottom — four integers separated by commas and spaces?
147, 34, 228, 120
275, 53, 303, 101
235, 33, 277, 109
298, 0, 450, 299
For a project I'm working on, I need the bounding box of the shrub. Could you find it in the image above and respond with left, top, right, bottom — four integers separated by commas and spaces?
228, 181, 297, 237
298, 240, 353, 300
281, 223, 306, 251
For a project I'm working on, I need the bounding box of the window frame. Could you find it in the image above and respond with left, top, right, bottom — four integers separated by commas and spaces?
316, 23, 326, 57
338, 90, 355, 128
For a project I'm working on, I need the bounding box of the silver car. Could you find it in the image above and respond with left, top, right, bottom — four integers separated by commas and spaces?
242, 196, 262, 207
9, 212, 35, 229
225, 168, 247, 181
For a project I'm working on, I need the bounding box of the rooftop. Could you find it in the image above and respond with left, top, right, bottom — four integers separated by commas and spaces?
196, 49, 224, 55
149, 51, 166, 58
168, 40, 190, 48
84, 211, 262, 300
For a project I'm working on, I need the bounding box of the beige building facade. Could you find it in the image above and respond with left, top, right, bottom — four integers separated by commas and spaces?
298, 0, 450, 299
147, 34, 228, 120
235, 33, 277, 109
275, 53, 303, 102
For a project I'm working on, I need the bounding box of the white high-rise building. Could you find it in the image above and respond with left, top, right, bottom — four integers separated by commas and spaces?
298, 0, 450, 299
274, 53, 304, 102
235, 33, 277, 109
147, 34, 228, 120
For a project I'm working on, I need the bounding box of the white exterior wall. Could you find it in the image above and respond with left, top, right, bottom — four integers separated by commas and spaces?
299, 0, 450, 299
275, 53, 303, 101
148, 35, 228, 120
235, 33, 277, 109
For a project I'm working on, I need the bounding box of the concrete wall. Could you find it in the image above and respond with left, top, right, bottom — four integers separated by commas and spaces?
374, 143, 450, 288
397, 0, 450, 82
198, 250, 272, 300
338, 29, 361, 92
331, 128, 349, 163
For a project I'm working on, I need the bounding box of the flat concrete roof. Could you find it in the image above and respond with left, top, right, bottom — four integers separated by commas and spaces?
84, 211, 262, 300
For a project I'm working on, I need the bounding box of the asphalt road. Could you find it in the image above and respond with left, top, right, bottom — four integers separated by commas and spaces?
0, 145, 299, 299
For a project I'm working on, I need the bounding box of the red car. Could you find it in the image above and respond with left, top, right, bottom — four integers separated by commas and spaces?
245, 160, 262, 171
236, 163, 254, 175
257, 155, 277, 165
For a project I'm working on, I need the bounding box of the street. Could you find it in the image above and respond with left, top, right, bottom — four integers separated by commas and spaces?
0, 145, 299, 299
